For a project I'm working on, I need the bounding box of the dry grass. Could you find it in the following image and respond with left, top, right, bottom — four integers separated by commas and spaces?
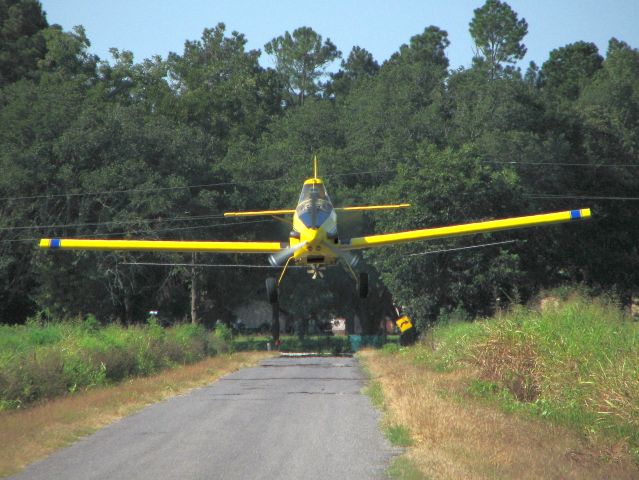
0, 352, 273, 478
361, 349, 639, 480
470, 333, 543, 402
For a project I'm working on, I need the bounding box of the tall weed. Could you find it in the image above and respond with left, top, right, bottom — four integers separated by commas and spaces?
0, 319, 233, 410
413, 294, 639, 449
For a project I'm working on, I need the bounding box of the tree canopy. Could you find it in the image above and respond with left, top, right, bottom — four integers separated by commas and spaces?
469, 0, 528, 78
1, 1, 637, 331
265, 26, 340, 105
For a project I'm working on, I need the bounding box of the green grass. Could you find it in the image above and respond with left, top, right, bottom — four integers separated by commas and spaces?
395, 292, 639, 457
365, 380, 385, 409
387, 457, 426, 480
385, 424, 413, 447
0, 318, 233, 410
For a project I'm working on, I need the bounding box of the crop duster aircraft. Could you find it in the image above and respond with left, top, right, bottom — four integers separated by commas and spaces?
40, 158, 591, 307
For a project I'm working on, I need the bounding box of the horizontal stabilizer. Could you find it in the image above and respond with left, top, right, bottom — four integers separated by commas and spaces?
335, 204, 410, 212
224, 209, 295, 217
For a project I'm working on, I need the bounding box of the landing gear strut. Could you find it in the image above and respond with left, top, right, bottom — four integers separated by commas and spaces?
271, 302, 280, 346
266, 277, 278, 304
358, 272, 369, 299
266, 277, 280, 346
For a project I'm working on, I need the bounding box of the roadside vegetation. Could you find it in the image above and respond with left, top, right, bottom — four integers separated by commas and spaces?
362, 293, 639, 479
0, 317, 234, 410
0, 315, 375, 410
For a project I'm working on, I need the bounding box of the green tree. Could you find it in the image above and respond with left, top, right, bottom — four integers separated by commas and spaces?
328, 46, 379, 98
0, 0, 48, 85
341, 26, 451, 179
469, 0, 528, 79
265, 26, 341, 105
540, 42, 603, 100
37, 25, 97, 79
366, 145, 524, 327
167, 23, 282, 156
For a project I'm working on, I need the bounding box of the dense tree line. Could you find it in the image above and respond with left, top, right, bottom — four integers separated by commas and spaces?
1, 0, 637, 330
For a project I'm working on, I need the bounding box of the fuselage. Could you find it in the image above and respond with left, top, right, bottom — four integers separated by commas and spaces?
290, 178, 339, 266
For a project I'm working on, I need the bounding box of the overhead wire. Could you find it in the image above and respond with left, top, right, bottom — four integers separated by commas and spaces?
119, 262, 310, 269
1, 162, 634, 204
0, 213, 231, 231
0, 219, 275, 243
524, 194, 639, 201
483, 160, 639, 168
0, 168, 396, 203
408, 240, 517, 257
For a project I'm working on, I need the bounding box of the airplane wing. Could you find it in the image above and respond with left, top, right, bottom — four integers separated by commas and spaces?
39, 238, 285, 254
341, 208, 591, 250
335, 204, 410, 212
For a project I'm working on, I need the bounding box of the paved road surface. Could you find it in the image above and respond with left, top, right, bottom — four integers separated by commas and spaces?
13, 356, 398, 479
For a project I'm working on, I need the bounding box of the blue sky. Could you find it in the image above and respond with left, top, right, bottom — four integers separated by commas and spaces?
40, 0, 639, 71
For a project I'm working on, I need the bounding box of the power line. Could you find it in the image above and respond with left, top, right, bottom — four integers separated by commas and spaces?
484, 161, 639, 168
525, 194, 639, 201
0, 213, 231, 232
0, 180, 275, 202
408, 240, 517, 257
119, 262, 310, 269
0, 168, 396, 203
0, 219, 274, 243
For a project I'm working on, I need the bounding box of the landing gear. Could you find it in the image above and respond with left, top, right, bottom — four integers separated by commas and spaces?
266, 277, 280, 347
358, 272, 369, 299
266, 277, 278, 304
271, 302, 280, 346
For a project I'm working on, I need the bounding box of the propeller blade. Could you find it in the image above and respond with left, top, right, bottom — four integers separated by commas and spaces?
323, 241, 360, 268
268, 242, 307, 267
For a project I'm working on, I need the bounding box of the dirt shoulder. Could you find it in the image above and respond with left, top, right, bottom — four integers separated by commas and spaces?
360, 349, 639, 480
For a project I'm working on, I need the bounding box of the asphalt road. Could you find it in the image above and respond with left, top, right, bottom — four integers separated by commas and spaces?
12, 356, 398, 479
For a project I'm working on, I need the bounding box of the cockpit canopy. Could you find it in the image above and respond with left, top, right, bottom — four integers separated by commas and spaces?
296, 181, 333, 228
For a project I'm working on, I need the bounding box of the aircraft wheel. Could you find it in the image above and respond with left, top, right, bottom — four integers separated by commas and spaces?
266, 277, 278, 304
358, 272, 369, 299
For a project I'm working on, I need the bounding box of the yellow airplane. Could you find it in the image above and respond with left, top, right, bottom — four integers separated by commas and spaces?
40, 157, 591, 305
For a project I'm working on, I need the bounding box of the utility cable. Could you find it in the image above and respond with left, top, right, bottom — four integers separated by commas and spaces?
0, 219, 274, 243
483, 161, 639, 168
119, 262, 310, 269
0, 168, 396, 203
408, 240, 517, 257
524, 194, 639, 201
0, 213, 231, 231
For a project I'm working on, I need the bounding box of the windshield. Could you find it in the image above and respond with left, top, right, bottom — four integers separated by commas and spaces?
296, 183, 333, 228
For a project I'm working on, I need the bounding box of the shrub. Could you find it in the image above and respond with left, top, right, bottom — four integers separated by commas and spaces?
214, 323, 233, 343
1, 350, 68, 405
93, 346, 137, 382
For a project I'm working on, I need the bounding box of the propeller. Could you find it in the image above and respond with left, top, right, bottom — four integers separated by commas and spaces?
322, 241, 360, 269
268, 241, 307, 267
